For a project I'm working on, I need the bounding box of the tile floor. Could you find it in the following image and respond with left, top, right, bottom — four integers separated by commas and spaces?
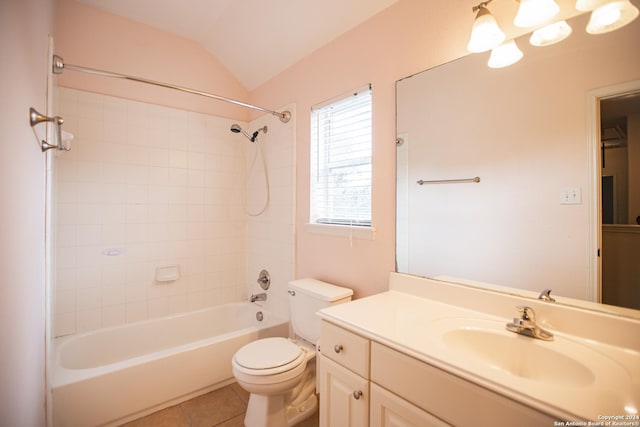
120, 382, 319, 427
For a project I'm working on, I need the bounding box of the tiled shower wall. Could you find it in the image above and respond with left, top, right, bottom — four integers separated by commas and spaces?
246, 105, 296, 319
53, 88, 250, 336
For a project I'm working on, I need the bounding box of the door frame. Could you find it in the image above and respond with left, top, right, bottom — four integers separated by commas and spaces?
586, 80, 640, 303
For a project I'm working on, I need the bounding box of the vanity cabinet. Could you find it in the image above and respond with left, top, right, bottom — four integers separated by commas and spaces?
370, 383, 449, 427
319, 320, 557, 427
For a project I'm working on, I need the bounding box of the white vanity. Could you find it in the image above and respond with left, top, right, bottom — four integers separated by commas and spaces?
317, 273, 640, 427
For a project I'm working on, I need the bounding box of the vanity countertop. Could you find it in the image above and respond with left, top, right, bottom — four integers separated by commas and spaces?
318, 280, 640, 423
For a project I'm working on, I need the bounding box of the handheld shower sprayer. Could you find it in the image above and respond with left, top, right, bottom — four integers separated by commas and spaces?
230, 124, 267, 142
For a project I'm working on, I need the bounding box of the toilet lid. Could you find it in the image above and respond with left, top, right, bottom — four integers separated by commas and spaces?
234, 337, 303, 370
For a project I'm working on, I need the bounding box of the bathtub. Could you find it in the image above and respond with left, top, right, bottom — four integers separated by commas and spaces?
51, 302, 288, 427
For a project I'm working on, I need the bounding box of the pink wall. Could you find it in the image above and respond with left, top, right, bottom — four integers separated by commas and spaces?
250, 1, 478, 297
0, 0, 53, 425
54, 0, 249, 121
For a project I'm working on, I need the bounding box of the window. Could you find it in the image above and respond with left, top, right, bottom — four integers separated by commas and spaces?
310, 85, 372, 228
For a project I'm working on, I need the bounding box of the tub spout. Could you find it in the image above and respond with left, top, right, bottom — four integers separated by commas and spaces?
250, 293, 267, 303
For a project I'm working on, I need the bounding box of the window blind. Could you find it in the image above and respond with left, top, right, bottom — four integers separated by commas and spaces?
310, 85, 372, 227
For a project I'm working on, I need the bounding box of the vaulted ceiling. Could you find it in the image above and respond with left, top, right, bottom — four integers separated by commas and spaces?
77, 0, 400, 90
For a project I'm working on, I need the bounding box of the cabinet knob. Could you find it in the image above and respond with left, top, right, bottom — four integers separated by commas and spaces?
334, 344, 343, 353
353, 390, 363, 400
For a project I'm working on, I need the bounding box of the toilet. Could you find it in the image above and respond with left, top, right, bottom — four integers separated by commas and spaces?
232, 278, 353, 427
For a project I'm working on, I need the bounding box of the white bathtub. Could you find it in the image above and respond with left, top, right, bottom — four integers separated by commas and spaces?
51, 302, 288, 427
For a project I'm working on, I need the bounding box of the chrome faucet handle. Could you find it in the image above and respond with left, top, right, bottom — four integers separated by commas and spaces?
538, 288, 556, 302
515, 305, 536, 322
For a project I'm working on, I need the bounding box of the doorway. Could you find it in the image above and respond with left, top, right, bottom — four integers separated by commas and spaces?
590, 83, 640, 310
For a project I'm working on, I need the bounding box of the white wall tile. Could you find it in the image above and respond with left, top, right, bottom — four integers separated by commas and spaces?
53, 89, 253, 336
188, 170, 205, 187
147, 185, 170, 204
54, 313, 76, 337
102, 284, 126, 306
76, 224, 101, 246
102, 163, 127, 184
126, 165, 149, 185
102, 264, 126, 287
148, 167, 169, 186
56, 268, 77, 291
102, 305, 126, 327
76, 309, 102, 333
76, 161, 102, 183
169, 150, 188, 168
101, 143, 128, 164
148, 297, 170, 319
55, 289, 76, 314
148, 148, 169, 167
76, 246, 102, 268
126, 204, 148, 224
168, 168, 188, 186
76, 204, 102, 225
188, 152, 205, 170
76, 287, 101, 309
101, 204, 126, 225
125, 301, 147, 323
126, 184, 148, 204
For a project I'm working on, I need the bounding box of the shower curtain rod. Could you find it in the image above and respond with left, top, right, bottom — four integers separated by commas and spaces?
52, 55, 291, 123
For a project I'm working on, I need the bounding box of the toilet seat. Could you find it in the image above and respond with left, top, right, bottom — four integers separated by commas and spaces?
233, 337, 306, 376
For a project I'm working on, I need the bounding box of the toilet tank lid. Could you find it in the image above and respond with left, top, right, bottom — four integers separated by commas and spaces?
288, 279, 353, 302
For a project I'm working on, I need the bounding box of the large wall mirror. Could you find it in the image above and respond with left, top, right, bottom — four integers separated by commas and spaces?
396, 11, 640, 315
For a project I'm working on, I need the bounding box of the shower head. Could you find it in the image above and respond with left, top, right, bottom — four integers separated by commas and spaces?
230, 124, 267, 142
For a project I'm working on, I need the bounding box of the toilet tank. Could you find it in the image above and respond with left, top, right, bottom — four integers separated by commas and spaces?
288, 279, 353, 343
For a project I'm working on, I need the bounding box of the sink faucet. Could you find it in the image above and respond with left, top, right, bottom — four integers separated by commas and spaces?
250, 293, 267, 303
506, 305, 554, 341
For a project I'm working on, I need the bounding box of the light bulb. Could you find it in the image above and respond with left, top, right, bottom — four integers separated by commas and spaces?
576, 0, 609, 11
467, 5, 506, 53
586, 0, 639, 34
514, 0, 560, 28
488, 40, 524, 68
530, 20, 573, 46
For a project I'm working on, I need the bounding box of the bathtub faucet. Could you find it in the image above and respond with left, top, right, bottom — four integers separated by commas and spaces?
250, 293, 267, 303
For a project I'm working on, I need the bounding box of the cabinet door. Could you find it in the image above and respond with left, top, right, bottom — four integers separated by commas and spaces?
319, 355, 369, 427
370, 383, 451, 427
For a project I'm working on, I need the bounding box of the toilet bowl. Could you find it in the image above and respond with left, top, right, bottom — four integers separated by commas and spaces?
232, 279, 353, 427
232, 337, 317, 427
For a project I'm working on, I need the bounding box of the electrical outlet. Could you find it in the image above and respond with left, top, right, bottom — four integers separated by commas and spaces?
560, 187, 581, 205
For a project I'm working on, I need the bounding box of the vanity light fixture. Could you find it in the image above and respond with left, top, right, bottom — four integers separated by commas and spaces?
529, 20, 573, 45
467, 0, 506, 53
488, 39, 524, 68
514, 0, 561, 28
585, 0, 639, 34
467, 0, 637, 68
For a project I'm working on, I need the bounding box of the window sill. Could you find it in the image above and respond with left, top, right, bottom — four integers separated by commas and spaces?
304, 223, 376, 240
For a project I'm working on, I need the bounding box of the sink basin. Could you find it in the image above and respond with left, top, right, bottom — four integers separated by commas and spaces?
441, 326, 594, 386
430, 318, 624, 388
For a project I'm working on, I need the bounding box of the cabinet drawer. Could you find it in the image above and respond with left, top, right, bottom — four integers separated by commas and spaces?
321, 320, 370, 378
371, 342, 556, 427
